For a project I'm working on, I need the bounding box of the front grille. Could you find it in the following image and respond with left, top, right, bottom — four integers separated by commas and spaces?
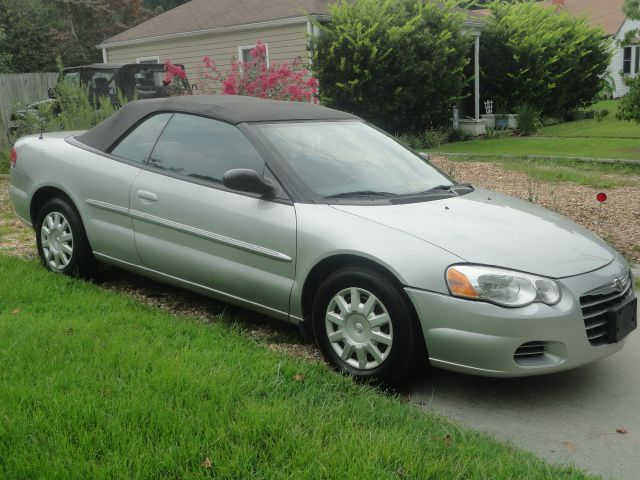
514, 341, 548, 361
580, 274, 634, 346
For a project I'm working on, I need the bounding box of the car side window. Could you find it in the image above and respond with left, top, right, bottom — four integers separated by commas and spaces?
148, 113, 265, 183
111, 113, 173, 164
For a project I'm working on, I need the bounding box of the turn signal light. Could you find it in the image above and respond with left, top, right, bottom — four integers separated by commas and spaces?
10, 147, 17, 168
446, 267, 479, 298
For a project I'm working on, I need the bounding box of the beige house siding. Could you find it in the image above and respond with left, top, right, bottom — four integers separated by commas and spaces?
105, 23, 310, 85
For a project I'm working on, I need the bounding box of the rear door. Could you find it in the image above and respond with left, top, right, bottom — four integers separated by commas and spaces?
129, 113, 297, 318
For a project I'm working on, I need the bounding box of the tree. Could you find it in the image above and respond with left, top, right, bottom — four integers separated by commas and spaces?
0, 27, 11, 73
618, 0, 640, 122
479, 1, 611, 117
0, 0, 161, 72
312, 0, 471, 134
49, 0, 160, 65
0, 0, 59, 72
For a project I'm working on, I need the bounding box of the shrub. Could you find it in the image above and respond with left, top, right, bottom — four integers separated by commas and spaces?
178, 41, 318, 102
485, 126, 512, 140
516, 103, 541, 136
447, 128, 470, 143
595, 109, 610, 122
618, 1, 640, 122
542, 117, 561, 126
618, 75, 640, 123
312, 0, 471, 134
480, 2, 611, 117
8, 59, 127, 139
422, 129, 448, 148
395, 132, 423, 149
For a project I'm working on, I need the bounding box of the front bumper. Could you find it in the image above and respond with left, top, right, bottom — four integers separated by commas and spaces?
406, 259, 635, 377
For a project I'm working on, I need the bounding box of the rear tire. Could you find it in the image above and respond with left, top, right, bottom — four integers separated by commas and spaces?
35, 197, 97, 278
312, 266, 425, 385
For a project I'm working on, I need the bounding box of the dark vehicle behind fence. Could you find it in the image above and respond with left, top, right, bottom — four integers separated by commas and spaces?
9, 63, 190, 135
57, 63, 191, 105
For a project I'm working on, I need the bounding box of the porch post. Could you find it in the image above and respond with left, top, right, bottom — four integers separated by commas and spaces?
473, 31, 480, 120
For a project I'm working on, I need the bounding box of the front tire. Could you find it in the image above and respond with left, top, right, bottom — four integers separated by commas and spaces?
35, 197, 97, 278
312, 266, 425, 385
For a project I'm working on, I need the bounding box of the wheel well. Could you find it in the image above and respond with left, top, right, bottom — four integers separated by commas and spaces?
30, 187, 75, 226
301, 255, 408, 322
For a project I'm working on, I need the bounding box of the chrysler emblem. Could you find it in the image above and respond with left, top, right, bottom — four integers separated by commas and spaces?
614, 277, 625, 291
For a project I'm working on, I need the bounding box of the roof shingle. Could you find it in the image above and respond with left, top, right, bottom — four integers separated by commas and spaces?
104, 0, 331, 46
546, 0, 625, 36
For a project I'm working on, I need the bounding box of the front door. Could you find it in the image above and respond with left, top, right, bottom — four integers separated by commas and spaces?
129, 113, 297, 318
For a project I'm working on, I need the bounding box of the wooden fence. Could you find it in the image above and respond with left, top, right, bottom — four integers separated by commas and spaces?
0, 72, 58, 145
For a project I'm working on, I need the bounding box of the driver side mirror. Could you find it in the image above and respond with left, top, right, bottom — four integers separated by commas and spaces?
419, 152, 431, 162
222, 169, 276, 197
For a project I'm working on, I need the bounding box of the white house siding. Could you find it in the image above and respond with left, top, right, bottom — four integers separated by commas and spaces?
610, 18, 640, 97
105, 23, 310, 86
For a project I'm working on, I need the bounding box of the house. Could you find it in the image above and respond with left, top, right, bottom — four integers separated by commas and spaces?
546, 0, 639, 98
98, 0, 330, 78
98, 0, 487, 130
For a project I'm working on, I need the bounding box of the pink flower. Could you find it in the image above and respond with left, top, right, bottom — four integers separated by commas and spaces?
171, 42, 318, 102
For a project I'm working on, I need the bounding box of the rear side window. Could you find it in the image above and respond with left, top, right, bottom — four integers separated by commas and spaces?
111, 113, 173, 164
148, 114, 264, 183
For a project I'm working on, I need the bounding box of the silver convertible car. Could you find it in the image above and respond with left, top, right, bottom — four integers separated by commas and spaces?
9, 95, 637, 384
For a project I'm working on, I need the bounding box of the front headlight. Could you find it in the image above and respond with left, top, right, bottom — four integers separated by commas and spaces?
446, 265, 561, 308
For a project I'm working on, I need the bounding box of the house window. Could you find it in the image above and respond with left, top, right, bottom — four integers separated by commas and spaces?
238, 44, 270, 66
636, 47, 640, 75
623, 47, 633, 74
136, 56, 160, 64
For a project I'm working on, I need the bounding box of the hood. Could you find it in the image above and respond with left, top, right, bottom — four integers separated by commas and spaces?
331, 188, 614, 278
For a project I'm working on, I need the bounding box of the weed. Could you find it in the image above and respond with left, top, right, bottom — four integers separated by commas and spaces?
516, 103, 542, 136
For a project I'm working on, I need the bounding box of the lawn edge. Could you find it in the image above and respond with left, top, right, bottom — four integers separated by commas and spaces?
425, 152, 640, 165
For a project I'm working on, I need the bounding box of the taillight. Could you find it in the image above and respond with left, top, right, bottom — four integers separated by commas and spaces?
10, 147, 17, 168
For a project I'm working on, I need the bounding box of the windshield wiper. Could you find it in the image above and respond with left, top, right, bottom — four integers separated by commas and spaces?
324, 190, 399, 199
421, 183, 473, 194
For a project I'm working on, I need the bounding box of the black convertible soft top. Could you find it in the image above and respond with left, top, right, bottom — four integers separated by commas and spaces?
76, 95, 358, 152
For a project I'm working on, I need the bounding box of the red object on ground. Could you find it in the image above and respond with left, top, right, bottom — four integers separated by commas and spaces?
596, 192, 607, 203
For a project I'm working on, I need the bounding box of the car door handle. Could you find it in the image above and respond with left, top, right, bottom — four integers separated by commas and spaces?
137, 190, 159, 203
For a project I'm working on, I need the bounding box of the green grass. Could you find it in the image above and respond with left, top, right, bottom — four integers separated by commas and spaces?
430, 100, 640, 161
429, 136, 640, 160
540, 100, 640, 139
0, 255, 595, 479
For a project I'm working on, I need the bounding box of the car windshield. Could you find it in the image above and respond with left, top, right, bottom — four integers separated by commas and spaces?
253, 121, 451, 198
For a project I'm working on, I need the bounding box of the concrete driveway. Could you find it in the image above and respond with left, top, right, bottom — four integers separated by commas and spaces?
406, 301, 639, 480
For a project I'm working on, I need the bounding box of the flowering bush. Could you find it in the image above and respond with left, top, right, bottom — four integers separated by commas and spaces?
165, 41, 318, 103
163, 60, 187, 84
